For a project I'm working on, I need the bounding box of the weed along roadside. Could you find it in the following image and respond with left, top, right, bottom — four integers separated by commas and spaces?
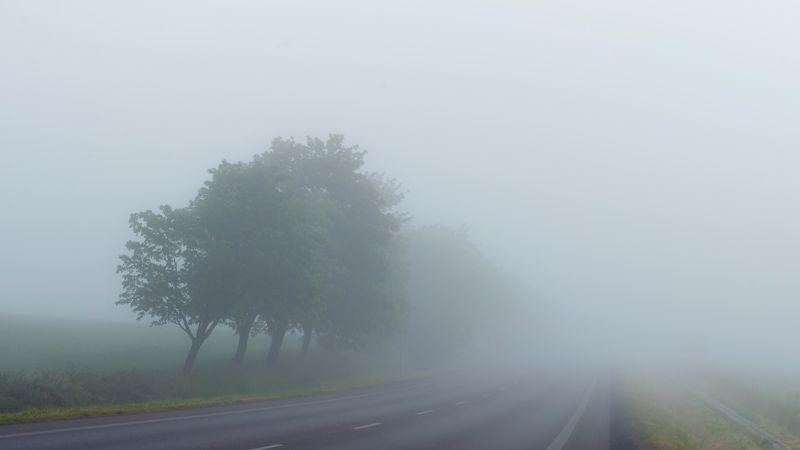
0, 361, 438, 426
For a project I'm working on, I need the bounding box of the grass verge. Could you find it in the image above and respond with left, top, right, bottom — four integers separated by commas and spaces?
700, 374, 800, 449
0, 343, 440, 426
627, 379, 764, 450
0, 374, 423, 426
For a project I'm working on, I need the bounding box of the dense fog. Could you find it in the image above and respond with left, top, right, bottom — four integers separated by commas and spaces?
2, 0, 800, 372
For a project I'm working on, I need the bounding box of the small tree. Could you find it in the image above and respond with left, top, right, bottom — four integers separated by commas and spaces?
117, 205, 228, 373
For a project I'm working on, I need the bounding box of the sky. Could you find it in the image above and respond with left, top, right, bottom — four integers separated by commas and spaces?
2, 0, 800, 367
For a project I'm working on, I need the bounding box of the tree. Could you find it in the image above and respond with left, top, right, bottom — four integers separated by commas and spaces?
258, 190, 337, 366
118, 134, 407, 370
117, 206, 229, 373
266, 136, 407, 350
192, 160, 288, 365
397, 226, 510, 367
196, 152, 339, 367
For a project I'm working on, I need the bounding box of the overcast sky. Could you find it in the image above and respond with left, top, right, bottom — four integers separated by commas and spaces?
2, 0, 799, 366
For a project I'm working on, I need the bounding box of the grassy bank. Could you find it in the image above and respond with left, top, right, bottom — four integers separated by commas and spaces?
0, 314, 418, 425
0, 350, 425, 425
627, 379, 764, 449
0, 368, 421, 425
700, 374, 800, 448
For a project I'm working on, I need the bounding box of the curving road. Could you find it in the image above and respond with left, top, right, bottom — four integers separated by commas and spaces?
0, 369, 617, 449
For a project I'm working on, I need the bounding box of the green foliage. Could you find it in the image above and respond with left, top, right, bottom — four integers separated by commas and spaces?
117, 205, 226, 372
117, 135, 406, 371
264, 136, 407, 349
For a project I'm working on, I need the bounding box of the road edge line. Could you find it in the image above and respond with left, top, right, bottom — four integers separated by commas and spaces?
546, 379, 596, 450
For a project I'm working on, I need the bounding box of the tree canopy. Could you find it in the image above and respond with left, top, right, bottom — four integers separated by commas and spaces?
118, 135, 406, 372
119, 135, 520, 374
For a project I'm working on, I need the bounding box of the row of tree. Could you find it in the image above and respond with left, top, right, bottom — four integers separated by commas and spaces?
118, 135, 519, 373
118, 136, 405, 372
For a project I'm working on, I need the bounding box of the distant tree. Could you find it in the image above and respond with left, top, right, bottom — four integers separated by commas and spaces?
117, 206, 229, 373
397, 226, 509, 367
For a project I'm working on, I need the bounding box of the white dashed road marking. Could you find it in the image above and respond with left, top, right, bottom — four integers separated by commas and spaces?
416, 410, 434, 415
352, 422, 382, 430
248, 444, 283, 450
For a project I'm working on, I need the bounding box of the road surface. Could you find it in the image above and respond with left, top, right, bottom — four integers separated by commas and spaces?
0, 369, 620, 449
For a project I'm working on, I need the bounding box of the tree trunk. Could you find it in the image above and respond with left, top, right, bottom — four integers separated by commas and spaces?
232, 314, 256, 365
301, 322, 313, 356
266, 322, 287, 367
183, 339, 202, 374
232, 331, 250, 365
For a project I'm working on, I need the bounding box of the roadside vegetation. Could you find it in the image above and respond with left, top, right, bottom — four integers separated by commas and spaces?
627, 376, 794, 450
0, 313, 427, 424
0, 135, 522, 421
700, 374, 800, 448
0, 347, 419, 424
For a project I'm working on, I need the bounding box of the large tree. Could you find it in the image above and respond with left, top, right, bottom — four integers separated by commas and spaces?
118, 134, 406, 370
265, 136, 407, 350
258, 191, 336, 367
117, 205, 229, 373
195, 153, 339, 366
191, 160, 285, 365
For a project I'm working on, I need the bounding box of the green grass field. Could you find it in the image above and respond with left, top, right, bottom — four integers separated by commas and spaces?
0, 314, 411, 423
0, 313, 280, 373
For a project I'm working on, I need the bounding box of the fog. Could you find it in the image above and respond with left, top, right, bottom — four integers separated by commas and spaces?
2, 0, 800, 372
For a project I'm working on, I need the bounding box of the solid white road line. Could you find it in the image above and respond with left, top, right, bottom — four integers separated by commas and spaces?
248, 445, 283, 450
352, 422, 382, 430
546, 379, 596, 450
416, 410, 434, 415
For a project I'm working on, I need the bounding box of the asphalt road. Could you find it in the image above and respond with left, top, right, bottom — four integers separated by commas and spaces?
0, 369, 615, 449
